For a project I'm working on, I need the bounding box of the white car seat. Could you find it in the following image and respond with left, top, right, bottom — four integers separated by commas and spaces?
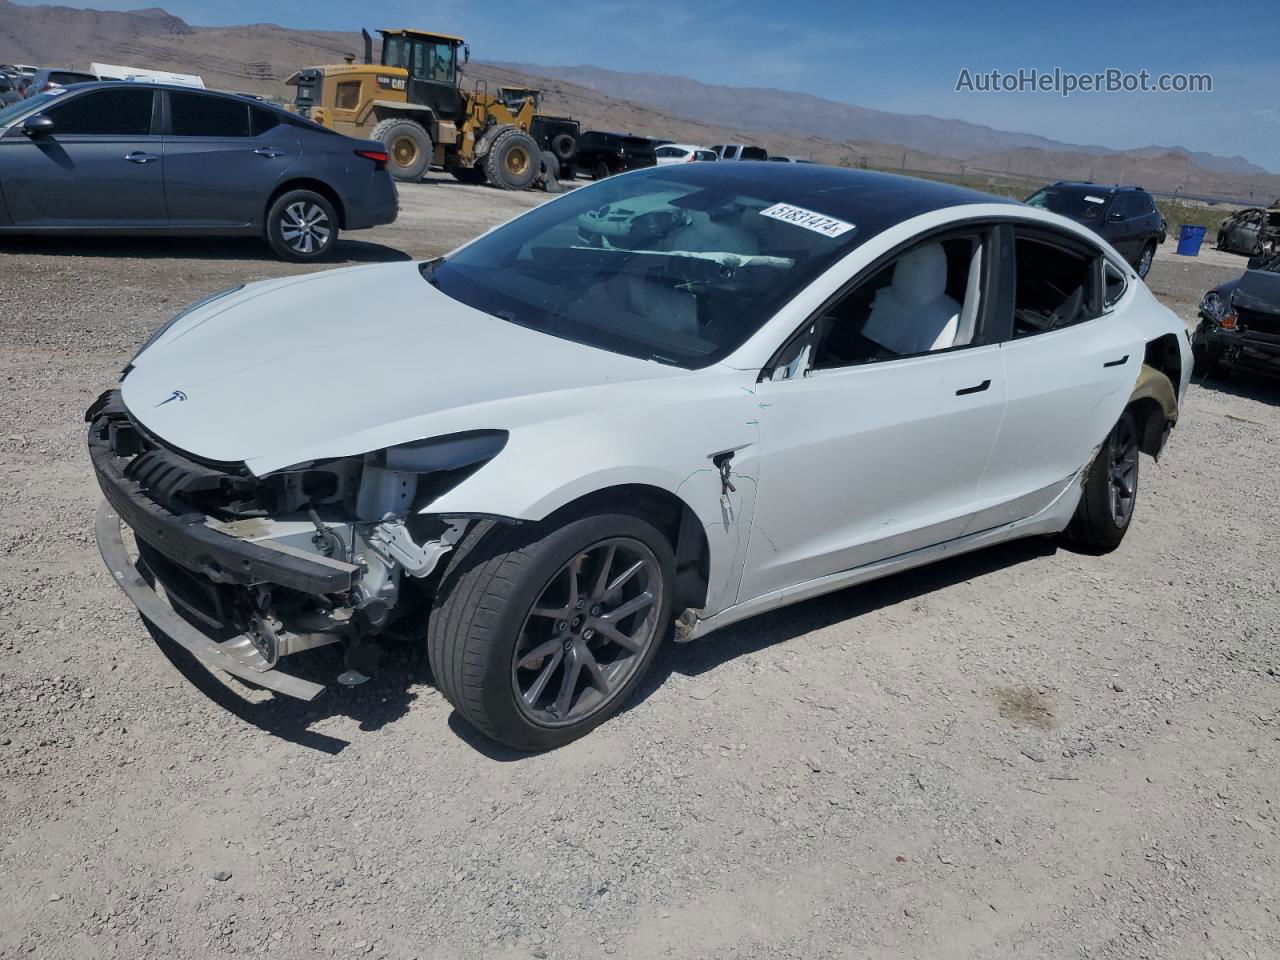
862, 242, 960, 356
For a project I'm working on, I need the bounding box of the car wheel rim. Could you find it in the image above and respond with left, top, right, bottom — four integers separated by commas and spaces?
1138, 247, 1153, 276
280, 201, 331, 255
1107, 418, 1138, 527
512, 537, 661, 727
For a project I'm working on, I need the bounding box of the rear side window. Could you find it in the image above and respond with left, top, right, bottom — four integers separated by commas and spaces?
741, 146, 767, 161
654, 146, 682, 158
48, 88, 154, 136
1011, 234, 1099, 337
1103, 260, 1127, 308
251, 107, 281, 135
170, 92, 250, 137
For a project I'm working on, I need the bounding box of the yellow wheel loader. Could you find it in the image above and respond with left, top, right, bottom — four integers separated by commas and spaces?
285, 28, 571, 190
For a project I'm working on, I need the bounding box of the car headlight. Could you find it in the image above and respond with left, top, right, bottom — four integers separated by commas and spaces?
1199, 290, 1225, 319
128, 284, 244, 366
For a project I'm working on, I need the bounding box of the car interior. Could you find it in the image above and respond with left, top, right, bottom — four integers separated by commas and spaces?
810, 236, 983, 369
1010, 235, 1098, 337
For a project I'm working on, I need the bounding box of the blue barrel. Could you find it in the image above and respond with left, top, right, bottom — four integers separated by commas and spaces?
1176, 224, 1207, 256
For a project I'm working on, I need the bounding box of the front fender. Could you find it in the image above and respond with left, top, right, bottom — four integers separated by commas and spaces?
426, 386, 764, 616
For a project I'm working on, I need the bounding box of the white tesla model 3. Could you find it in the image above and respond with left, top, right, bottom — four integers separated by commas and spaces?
89, 164, 1191, 749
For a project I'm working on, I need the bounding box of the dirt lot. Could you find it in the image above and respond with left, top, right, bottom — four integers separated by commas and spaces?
1, 176, 1277, 960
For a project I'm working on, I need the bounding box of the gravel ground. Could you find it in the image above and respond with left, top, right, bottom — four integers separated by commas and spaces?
1, 177, 1277, 960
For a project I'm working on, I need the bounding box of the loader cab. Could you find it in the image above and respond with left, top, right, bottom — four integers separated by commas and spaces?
379, 29, 467, 122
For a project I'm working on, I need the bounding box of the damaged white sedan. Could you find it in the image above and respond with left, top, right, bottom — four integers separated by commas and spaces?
89, 163, 1191, 749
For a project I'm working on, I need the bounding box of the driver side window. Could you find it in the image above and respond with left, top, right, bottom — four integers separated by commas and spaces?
808, 235, 985, 371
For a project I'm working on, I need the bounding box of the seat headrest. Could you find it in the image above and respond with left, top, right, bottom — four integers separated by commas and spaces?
891, 243, 948, 308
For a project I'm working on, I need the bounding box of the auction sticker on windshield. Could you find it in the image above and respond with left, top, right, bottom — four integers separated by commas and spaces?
759, 203, 856, 238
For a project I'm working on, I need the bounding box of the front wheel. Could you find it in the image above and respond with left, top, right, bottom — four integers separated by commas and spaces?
484, 129, 541, 190
265, 189, 338, 262
1063, 409, 1140, 552
428, 513, 675, 751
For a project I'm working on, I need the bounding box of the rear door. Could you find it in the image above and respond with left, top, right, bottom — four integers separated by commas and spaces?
0, 86, 165, 226
161, 91, 300, 227
975, 225, 1144, 522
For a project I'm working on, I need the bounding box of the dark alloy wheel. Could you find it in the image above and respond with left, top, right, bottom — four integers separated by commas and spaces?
1063, 408, 1141, 552
512, 537, 662, 726
265, 189, 338, 262
1105, 414, 1139, 528
428, 512, 675, 750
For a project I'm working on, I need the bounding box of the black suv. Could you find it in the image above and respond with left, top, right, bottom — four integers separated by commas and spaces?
1025, 182, 1167, 278
574, 131, 657, 180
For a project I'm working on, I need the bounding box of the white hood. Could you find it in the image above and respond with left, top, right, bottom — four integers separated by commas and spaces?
122, 262, 684, 474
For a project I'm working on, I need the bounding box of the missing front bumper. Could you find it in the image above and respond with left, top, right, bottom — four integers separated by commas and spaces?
95, 501, 327, 701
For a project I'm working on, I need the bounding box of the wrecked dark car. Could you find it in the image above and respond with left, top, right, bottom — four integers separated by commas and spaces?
1194, 252, 1280, 379
1215, 206, 1280, 258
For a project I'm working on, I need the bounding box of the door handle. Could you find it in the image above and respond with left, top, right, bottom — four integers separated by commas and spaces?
124, 151, 159, 164
955, 379, 991, 396
253, 147, 284, 158
1103, 355, 1129, 368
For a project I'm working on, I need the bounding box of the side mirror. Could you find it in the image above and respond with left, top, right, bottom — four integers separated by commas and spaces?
23, 114, 54, 138
463, 44, 471, 64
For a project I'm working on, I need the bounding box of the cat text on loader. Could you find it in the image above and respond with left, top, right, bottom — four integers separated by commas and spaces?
285, 28, 545, 189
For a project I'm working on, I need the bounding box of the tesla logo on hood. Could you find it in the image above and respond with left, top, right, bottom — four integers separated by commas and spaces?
157, 389, 187, 407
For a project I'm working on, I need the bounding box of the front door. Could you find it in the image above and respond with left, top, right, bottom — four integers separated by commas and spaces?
161, 91, 299, 227
0, 86, 165, 226
740, 231, 1006, 603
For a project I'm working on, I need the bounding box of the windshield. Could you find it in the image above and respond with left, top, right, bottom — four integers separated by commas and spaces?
428, 165, 873, 368
1025, 186, 1112, 221
0, 90, 60, 127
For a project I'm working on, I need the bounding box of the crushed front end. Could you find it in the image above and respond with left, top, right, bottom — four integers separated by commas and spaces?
86, 389, 490, 698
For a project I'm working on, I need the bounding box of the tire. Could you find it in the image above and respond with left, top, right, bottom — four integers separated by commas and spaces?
428, 512, 675, 751
484, 129, 540, 190
539, 150, 561, 193
592, 160, 612, 181
1063, 409, 1140, 553
370, 118, 432, 182
264, 189, 338, 262
550, 132, 576, 163
449, 165, 487, 185
1136, 241, 1155, 279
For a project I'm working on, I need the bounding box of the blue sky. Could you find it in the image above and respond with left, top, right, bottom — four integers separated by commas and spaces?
22, 0, 1280, 169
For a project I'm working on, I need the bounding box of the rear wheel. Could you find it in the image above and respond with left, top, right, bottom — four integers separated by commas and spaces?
428, 513, 674, 750
1063, 409, 1139, 552
1136, 242, 1155, 279
265, 189, 338, 262
370, 118, 432, 182
484, 129, 540, 190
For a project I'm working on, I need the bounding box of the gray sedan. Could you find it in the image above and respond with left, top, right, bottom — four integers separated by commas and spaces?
0, 82, 398, 260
